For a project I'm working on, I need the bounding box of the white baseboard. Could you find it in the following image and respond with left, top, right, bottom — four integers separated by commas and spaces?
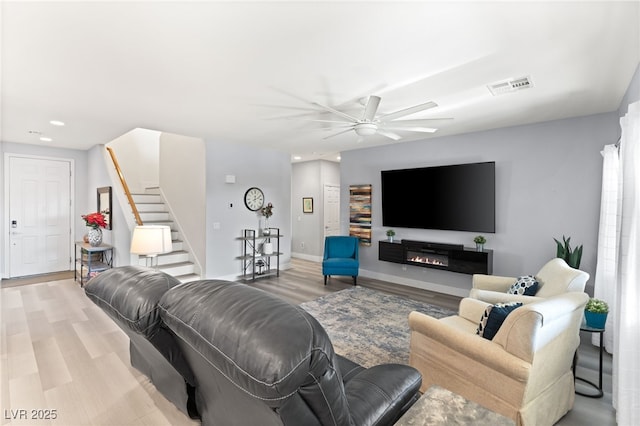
291, 252, 322, 263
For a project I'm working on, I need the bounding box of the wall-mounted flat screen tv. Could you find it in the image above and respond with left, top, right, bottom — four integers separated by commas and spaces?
381, 161, 495, 233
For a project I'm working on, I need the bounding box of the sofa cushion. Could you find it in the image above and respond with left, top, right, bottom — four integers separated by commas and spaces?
507, 275, 540, 296
84, 266, 182, 338
476, 302, 523, 340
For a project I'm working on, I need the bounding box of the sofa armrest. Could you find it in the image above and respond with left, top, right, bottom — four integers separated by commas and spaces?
472, 274, 516, 292
408, 312, 529, 381
457, 297, 491, 323
345, 364, 422, 426
468, 289, 545, 305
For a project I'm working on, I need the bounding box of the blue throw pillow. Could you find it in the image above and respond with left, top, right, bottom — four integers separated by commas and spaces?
477, 302, 523, 340
507, 275, 539, 296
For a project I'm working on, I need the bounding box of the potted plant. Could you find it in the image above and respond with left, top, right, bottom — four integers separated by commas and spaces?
473, 235, 486, 251
82, 211, 107, 246
584, 298, 609, 329
386, 229, 396, 242
259, 202, 274, 236
554, 235, 583, 269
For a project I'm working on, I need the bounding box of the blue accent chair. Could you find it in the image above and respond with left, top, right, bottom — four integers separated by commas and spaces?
322, 236, 359, 286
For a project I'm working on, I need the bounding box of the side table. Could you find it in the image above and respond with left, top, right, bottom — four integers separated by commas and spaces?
74, 242, 114, 287
574, 325, 604, 398
395, 385, 514, 426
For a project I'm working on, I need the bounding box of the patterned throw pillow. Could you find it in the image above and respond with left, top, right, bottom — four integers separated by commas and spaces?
507, 275, 539, 296
476, 302, 523, 340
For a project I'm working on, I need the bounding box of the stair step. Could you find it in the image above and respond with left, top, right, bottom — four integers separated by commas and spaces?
157, 262, 195, 277
139, 212, 171, 222
175, 273, 200, 283
141, 220, 174, 227
136, 204, 167, 213
131, 193, 162, 203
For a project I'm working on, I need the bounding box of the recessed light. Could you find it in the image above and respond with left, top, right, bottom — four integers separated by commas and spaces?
293, 156, 302, 160
337, 156, 341, 161
40, 137, 53, 142
50, 120, 65, 126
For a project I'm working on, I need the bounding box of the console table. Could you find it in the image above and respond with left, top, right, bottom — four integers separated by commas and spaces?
395, 385, 514, 425
379, 239, 492, 275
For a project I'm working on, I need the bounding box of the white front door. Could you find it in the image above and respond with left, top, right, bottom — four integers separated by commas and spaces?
8, 156, 72, 277
323, 184, 340, 238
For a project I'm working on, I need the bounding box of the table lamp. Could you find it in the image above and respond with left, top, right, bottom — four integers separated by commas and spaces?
130, 225, 173, 268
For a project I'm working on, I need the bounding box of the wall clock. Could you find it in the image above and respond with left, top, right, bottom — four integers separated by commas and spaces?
244, 187, 265, 211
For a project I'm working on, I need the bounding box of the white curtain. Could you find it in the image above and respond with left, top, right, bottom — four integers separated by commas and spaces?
611, 100, 640, 425
593, 144, 620, 352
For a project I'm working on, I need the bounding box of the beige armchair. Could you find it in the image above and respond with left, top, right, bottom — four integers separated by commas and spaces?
408, 291, 589, 426
470, 258, 589, 305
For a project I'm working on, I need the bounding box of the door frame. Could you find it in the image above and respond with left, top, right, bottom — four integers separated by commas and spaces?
3, 153, 75, 278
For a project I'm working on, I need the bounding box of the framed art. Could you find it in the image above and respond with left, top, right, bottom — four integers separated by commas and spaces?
349, 184, 372, 246
303, 197, 314, 213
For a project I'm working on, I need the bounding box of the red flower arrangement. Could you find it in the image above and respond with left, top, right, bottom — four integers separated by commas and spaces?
82, 212, 107, 229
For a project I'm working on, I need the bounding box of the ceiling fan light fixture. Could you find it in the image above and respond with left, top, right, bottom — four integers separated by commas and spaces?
354, 122, 378, 136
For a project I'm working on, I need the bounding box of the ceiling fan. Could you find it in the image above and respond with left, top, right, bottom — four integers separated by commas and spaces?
305, 95, 452, 141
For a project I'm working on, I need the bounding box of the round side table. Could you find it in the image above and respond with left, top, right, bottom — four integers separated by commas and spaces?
574, 325, 604, 398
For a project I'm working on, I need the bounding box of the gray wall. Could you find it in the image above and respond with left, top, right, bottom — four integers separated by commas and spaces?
291, 160, 340, 260
341, 112, 619, 297
205, 139, 292, 279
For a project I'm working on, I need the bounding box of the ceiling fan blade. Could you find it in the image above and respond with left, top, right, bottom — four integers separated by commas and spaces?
378, 101, 438, 121
387, 117, 454, 124
362, 95, 381, 121
323, 127, 356, 140
382, 126, 438, 133
376, 129, 402, 141
312, 102, 360, 122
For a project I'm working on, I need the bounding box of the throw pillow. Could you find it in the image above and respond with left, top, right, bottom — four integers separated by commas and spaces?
477, 302, 523, 340
476, 305, 492, 336
507, 275, 539, 296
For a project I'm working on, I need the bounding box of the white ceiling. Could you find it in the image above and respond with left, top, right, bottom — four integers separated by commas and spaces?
2, 1, 639, 162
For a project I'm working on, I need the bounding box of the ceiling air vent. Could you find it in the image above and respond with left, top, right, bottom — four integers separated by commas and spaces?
487, 76, 533, 96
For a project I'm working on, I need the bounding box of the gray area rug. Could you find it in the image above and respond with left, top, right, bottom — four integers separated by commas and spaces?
300, 286, 456, 367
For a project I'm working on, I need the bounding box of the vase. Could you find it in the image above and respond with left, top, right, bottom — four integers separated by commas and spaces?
87, 227, 103, 247
261, 218, 271, 236
476, 243, 484, 252
388, 236, 394, 243
263, 242, 273, 255
584, 311, 607, 329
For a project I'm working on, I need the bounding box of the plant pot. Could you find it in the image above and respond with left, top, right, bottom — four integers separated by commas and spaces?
387, 236, 394, 243
475, 243, 484, 252
87, 227, 103, 247
584, 311, 607, 329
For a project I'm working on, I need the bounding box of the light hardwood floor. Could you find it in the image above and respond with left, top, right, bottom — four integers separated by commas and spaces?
1, 259, 614, 425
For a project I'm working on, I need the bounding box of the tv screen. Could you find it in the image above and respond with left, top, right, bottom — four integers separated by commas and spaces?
381, 161, 495, 233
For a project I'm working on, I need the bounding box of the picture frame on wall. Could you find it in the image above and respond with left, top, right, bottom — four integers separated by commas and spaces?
303, 197, 314, 213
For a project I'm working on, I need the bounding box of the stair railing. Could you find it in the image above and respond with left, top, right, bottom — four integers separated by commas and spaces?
106, 146, 143, 226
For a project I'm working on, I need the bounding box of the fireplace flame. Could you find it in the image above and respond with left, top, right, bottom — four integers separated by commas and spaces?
408, 256, 447, 266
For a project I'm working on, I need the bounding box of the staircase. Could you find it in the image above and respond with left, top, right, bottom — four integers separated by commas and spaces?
131, 188, 200, 283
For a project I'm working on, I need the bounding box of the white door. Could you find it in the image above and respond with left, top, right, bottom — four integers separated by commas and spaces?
8, 156, 71, 277
323, 184, 340, 238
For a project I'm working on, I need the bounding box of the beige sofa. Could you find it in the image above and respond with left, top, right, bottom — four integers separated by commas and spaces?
408, 291, 589, 426
470, 258, 589, 305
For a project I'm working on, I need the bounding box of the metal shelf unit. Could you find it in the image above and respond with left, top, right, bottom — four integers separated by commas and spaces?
74, 241, 114, 286
237, 228, 281, 281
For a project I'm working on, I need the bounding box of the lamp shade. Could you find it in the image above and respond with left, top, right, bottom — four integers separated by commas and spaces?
130, 225, 173, 256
